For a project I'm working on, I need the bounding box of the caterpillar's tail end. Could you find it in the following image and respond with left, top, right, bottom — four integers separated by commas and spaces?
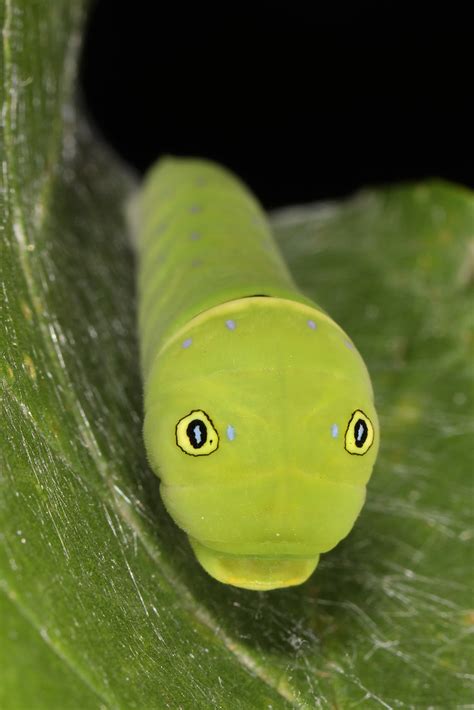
189, 538, 319, 591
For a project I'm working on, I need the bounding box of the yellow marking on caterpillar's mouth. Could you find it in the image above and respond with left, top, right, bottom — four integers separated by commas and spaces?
189, 537, 320, 591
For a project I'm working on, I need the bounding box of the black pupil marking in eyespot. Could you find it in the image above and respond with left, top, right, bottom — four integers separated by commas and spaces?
186, 419, 207, 449
354, 419, 368, 447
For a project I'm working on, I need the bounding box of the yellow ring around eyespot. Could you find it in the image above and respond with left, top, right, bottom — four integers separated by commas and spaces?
344, 409, 374, 455
175, 410, 219, 456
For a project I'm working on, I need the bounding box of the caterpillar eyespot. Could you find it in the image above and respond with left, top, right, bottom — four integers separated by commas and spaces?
176, 410, 219, 456
344, 410, 375, 455
130, 157, 380, 591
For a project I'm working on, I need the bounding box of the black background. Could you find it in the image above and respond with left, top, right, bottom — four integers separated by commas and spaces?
80, 2, 473, 208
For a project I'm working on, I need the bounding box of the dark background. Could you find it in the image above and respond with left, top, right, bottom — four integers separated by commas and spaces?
80, 2, 473, 209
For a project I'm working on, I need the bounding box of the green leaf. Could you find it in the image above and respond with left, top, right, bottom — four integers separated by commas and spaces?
1, 1, 473, 708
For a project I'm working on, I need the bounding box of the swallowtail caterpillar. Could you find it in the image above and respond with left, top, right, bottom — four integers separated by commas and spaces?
129, 158, 379, 591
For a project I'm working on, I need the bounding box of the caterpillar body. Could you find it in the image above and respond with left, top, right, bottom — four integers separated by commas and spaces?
130, 157, 379, 591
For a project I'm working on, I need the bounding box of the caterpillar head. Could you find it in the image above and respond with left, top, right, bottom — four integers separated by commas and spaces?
145, 297, 379, 590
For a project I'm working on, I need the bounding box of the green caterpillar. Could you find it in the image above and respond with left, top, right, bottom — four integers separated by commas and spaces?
129, 157, 379, 591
